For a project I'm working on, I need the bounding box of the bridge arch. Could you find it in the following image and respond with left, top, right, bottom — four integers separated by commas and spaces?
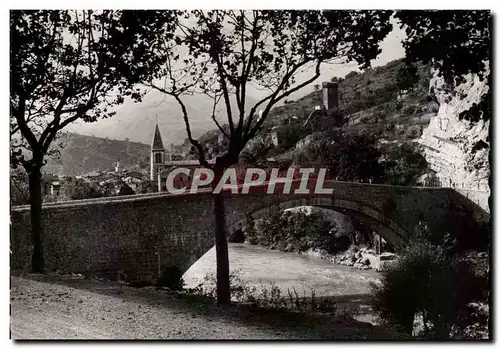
224, 196, 410, 251
11, 183, 488, 284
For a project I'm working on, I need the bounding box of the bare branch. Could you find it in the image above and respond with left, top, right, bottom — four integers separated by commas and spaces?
174, 93, 212, 169
245, 59, 322, 143
209, 92, 229, 139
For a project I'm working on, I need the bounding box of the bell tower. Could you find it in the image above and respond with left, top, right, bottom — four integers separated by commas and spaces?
150, 124, 165, 180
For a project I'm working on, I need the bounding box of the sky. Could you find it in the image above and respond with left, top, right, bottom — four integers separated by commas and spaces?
65, 15, 406, 144
285, 16, 405, 101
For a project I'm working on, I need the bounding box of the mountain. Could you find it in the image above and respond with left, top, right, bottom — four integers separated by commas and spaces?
43, 58, 431, 177
43, 133, 151, 176
65, 90, 259, 148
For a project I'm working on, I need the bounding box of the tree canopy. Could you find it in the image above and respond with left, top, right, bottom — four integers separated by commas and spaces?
395, 10, 491, 122
10, 9, 175, 273
142, 10, 393, 168
10, 10, 176, 171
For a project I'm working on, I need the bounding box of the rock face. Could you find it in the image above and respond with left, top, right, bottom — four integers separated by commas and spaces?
418, 68, 490, 198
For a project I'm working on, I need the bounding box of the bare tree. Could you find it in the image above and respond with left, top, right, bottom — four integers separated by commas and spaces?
141, 10, 393, 304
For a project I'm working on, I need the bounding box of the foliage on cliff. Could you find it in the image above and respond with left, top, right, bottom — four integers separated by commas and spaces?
396, 10, 491, 123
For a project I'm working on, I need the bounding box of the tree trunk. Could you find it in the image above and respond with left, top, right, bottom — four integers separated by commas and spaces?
28, 166, 44, 273
213, 164, 231, 304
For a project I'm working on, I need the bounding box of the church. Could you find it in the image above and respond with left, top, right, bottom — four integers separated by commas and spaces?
150, 123, 168, 181
150, 124, 214, 192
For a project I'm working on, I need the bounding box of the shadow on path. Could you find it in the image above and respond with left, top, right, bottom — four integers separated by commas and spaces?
11, 272, 400, 340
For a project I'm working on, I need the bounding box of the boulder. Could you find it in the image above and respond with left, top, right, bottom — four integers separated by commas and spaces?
380, 252, 397, 261
365, 249, 376, 255
379, 260, 397, 271
364, 254, 380, 270
361, 257, 370, 266
477, 251, 488, 258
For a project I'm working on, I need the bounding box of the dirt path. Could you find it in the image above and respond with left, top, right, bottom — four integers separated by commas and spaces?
10, 275, 391, 340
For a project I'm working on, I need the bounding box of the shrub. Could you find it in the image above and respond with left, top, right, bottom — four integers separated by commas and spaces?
394, 100, 404, 111
117, 183, 135, 196
404, 104, 418, 117
244, 214, 259, 245
382, 142, 428, 186
320, 132, 385, 183
396, 63, 419, 92
197, 269, 338, 314
277, 123, 308, 151
371, 223, 489, 339
345, 70, 359, 79
384, 123, 396, 133
198, 268, 256, 302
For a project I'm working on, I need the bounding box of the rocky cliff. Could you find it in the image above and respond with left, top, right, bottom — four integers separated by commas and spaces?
418, 67, 490, 199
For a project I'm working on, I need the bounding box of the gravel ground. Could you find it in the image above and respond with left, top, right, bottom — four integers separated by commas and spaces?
10, 274, 394, 340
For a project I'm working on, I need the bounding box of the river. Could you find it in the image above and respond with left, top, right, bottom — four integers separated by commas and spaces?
184, 243, 381, 299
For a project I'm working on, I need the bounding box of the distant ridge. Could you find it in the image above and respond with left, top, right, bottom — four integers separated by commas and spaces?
44, 133, 150, 176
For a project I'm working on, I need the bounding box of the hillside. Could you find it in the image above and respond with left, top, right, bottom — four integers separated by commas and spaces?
188, 58, 437, 186
65, 91, 259, 146
258, 59, 431, 132
43, 133, 150, 176
193, 59, 433, 148
44, 59, 434, 179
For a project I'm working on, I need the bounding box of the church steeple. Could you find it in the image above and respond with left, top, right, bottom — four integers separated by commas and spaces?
150, 124, 166, 181
151, 123, 165, 150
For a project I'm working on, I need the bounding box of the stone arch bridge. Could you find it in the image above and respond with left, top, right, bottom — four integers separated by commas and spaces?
11, 181, 489, 284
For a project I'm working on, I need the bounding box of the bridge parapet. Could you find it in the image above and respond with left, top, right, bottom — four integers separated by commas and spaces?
10, 181, 489, 284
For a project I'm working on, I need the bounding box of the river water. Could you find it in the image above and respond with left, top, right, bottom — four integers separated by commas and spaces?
184, 243, 381, 298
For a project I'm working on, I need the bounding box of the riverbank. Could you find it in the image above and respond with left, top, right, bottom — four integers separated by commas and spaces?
301, 246, 398, 272
10, 274, 399, 340
184, 243, 381, 299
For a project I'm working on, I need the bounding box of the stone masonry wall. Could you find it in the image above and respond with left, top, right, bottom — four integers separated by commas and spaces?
11, 193, 216, 283
11, 181, 490, 283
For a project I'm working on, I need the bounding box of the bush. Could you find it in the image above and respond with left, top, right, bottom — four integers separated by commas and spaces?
404, 105, 418, 117
244, 214, 259, 245
383, 142, 428, 186
371, 223, 489, 339
345, 70, 359, 79
277, 123, 308, 151
396, 63, 419, 92
320, 132, 385, 183
117, 183, 135, 196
